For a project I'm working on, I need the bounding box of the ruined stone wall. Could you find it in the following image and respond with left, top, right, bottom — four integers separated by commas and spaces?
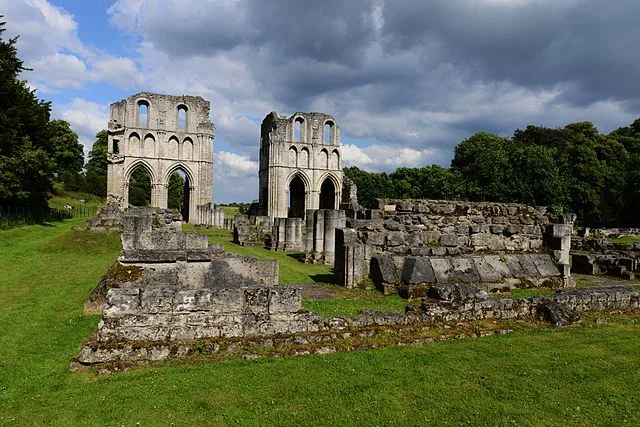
359, 199, 550, 254
335, 199, 573, 288
77, 283, 640, 366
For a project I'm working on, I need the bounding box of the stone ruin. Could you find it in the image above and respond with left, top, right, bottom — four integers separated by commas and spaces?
105, 92, 225, 226
335, 199, 575, 296
571, 227, 640, 280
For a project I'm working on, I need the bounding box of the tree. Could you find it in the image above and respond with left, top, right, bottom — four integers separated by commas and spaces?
0, 18, 54, 209
451, 132, 513, 202
128, 167, 151, 206
85, 130, 108, 198
167, 172, 184, 211
47, 119, 84, 177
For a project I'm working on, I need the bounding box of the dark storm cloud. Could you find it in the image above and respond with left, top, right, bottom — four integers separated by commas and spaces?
119, 0, 640, 155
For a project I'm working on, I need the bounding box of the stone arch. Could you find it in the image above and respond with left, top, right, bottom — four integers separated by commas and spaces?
319, 148, 329, 169
136, 98, 150, 127
128, 132, 141, 156
125, 159, 157, 208
317, 173, 340, 210
324, 120, 335, 144
286, 170, 310, 218
299, 146, 310, 168
293, 116, 305, 142
289, 145, 298, 167
167, 135, 179, 159
177, 104, 188, 129
143, 133, 155, 157
182, 137, 193, 160
330, 149, 340, 169
164, 162, 196, 222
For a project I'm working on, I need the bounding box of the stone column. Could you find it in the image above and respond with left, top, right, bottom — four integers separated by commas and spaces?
546, 213, 576, 287
314, 210, 325, 262
305, 209, 315, 252
323, 210, 338, 265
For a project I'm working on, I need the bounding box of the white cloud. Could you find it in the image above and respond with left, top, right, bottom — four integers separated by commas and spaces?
0, 0, 143, 91
213, 151, 258, 202
53, 98, 110, 157
343, 143, 440, 171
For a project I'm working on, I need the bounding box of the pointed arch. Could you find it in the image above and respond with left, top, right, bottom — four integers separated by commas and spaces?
319, 148, 329, 169
286, 170, 310, 218
128, 132, 141, 156
288, 145, 298, 167
143, 133, 155, 157
299, 146, 310, 168
182, 137, 193, 160
330, 149, 340, 169
167, 135, 179, 159
317, 172, 341, 210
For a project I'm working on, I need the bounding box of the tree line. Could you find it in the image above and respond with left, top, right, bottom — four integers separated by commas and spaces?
345, 120, 640, 227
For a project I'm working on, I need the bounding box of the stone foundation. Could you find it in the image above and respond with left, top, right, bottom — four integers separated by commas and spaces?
77, 283, 640, 367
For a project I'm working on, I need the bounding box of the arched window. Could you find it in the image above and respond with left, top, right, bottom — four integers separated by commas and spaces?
177, 105, 188, 129
167, 167, 190, 222
294, 117, 305, 142
137, 100, 149, 127
128, 165, 151, 207
324, 122, 333, 144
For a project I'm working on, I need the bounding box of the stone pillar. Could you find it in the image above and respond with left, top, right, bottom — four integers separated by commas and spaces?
546, 213, 576, 287
323, 210, 338, 265
314, 210, 325, 262
305, 209, 315, 252
285, 218, 295, 251
335, 228, 370, 288
294, 217, 303, 251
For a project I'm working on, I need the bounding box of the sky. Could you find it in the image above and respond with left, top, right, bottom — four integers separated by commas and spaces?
2, 0, 640, 203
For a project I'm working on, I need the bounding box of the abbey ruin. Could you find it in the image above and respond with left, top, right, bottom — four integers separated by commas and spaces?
77, 91, 640, 369
105, 93, 221, 225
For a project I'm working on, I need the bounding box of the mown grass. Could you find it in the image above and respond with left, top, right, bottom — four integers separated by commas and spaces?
611, 235, 640, 244
48, 189, 106, 210
183, 225, 336, 284
2, 222, 640, 425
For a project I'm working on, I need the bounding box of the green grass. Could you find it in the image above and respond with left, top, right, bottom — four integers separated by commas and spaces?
184, 225, 336, 284
303, 289, 418, 317
217, 205, 240, 219
48, 188, 106, 210
611, 235, 640, 244
2, 222, 640, 425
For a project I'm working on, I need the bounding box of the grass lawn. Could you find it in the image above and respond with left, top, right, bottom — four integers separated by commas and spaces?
2, 221, 640, 425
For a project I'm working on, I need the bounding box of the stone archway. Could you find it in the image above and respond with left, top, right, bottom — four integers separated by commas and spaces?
288, 175, 306, 218
319, 178, 336, 210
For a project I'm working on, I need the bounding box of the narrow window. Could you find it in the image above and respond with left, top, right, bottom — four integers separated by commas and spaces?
177, 105, 187, 129
324, 123, 332, 144
294, 119, 302, 142
113, 139, 120, 154
138, 101, 149, 127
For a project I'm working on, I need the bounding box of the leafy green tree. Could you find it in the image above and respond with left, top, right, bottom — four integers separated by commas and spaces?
451, 132, 513, 202
128, 167, 151, 206
47, 119, 84, 176
85, 130, 108, 198
167, 172, 185, 211
0, 18, 54, 209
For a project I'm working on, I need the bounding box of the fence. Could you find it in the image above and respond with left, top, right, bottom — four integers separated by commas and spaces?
0, 205, 98, 229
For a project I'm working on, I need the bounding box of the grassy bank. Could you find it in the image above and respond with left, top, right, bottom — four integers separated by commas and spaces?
1, 221, 640, 425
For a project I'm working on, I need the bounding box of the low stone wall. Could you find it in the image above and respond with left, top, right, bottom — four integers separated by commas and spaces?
76, 202, 122, 233
233, 215, 272, 246
77, 283, 640, 367
335, 199, 574, 288
572, 253, 638, 280
371, 253, 562, 297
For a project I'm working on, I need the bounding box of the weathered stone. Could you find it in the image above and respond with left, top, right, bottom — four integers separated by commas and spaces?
440, 233, 459, 247
402, 257, 436, 284
537, 301, 580, 326
451, 258, 481, 283
370, 255, 399, 290
430, 258, 455, 283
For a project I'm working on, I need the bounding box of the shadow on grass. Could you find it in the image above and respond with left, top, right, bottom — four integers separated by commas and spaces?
309, 270, 339, 285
